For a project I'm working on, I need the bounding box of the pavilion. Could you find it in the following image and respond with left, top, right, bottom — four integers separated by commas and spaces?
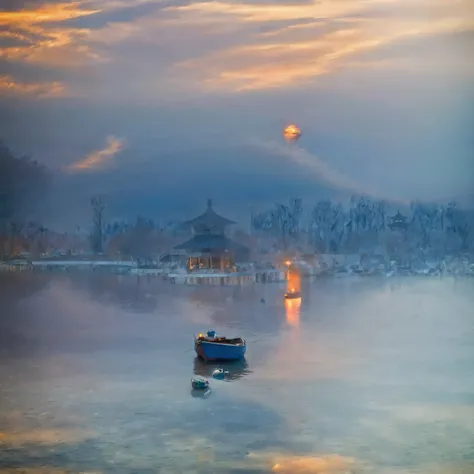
174, 199, 250, 271
388, 210, 409, 231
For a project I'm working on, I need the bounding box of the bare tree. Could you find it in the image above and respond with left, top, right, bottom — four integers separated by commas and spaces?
289, 197, 303, 242
90, 197, 106, 253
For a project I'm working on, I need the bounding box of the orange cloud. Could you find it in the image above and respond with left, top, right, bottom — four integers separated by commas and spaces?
0, 75, 67, 98
176, 12, 474, 91
0, 2, 99, 24
0, 0, 472, 99
166, 0, 366, 23
246, 452, 357, 474
0, 2, 103, 67
67, 136, 125, 172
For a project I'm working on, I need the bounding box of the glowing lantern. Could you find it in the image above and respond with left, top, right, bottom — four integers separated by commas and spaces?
283, 124, 302, 144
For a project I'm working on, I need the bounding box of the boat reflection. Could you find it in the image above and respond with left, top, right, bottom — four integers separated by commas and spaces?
193, 357, 250, 381
190, 388, 212, 399
284, 296, 301, 327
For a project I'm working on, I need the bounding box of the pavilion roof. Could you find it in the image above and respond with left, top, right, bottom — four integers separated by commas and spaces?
174, 234, 248, 253
183, 199, 236, 231
391, 210, 407, 221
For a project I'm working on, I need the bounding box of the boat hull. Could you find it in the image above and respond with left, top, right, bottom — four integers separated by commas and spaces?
195, 341, 246, 361
284, 292, 301, 299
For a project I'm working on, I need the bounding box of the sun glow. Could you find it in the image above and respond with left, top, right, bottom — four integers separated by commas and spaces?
283, 124, 302, 142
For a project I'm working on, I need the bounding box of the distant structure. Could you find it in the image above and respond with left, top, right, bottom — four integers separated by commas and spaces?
388, 210, 409, 231
174, 199, 250, 271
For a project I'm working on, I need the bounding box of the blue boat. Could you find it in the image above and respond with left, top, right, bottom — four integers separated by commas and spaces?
195, 330, 246, 361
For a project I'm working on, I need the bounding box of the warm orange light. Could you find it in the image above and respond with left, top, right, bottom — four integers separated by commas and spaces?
283, 124, 301, 141
284, 260, 291, 266
68, 136, 125, 171
270, 454, 355, 472
287, 267, 301, 294
285, 297, 301, 327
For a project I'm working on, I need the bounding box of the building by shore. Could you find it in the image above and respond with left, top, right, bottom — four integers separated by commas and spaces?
2, 201, 473, 280
172, 199, 250, 271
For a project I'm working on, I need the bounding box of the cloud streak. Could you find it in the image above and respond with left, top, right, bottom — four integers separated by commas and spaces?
1, 0, 473, 98
0, 74, 67, 98
258, 140, 408, 204
175, 7, 474, 91
0, 2, 103, 69
67, 136, 125, 172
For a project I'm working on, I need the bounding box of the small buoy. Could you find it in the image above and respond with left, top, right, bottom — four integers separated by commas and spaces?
212, 368, 228, 379
191, 376, 209, 390
260, 298, 266, 304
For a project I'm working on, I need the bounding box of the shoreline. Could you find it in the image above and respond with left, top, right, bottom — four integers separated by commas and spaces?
1, 256, 473, 279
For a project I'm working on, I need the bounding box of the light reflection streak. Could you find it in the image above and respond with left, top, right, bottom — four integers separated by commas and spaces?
284, 297, 301, 327
285, 266, 302, 326
268, 453, 357, 473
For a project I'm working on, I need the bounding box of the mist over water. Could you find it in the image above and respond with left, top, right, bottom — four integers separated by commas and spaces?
0, 274, 473, 473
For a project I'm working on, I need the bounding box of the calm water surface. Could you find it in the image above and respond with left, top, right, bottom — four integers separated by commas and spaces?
0, 274, 473, 474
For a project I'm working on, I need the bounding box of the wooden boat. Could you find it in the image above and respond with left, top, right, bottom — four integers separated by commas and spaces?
195, 330, 246, 361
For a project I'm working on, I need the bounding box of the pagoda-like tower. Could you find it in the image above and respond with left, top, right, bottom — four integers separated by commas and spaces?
388, 210, 408, 231
184, 199, 236, 235
174, 199, 249, 271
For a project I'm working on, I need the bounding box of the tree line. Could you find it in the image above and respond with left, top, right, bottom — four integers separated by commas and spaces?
1, 141, 472, 260
251, 197, 473, 257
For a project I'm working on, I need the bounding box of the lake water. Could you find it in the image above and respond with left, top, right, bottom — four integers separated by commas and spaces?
0, 274, 473, 474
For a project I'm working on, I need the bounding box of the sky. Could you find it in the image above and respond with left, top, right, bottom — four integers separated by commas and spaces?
1, 0, 473, 227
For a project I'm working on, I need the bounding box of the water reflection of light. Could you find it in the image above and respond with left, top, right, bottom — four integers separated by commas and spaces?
284, 297, 301, 327
269, 453, 356, 473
